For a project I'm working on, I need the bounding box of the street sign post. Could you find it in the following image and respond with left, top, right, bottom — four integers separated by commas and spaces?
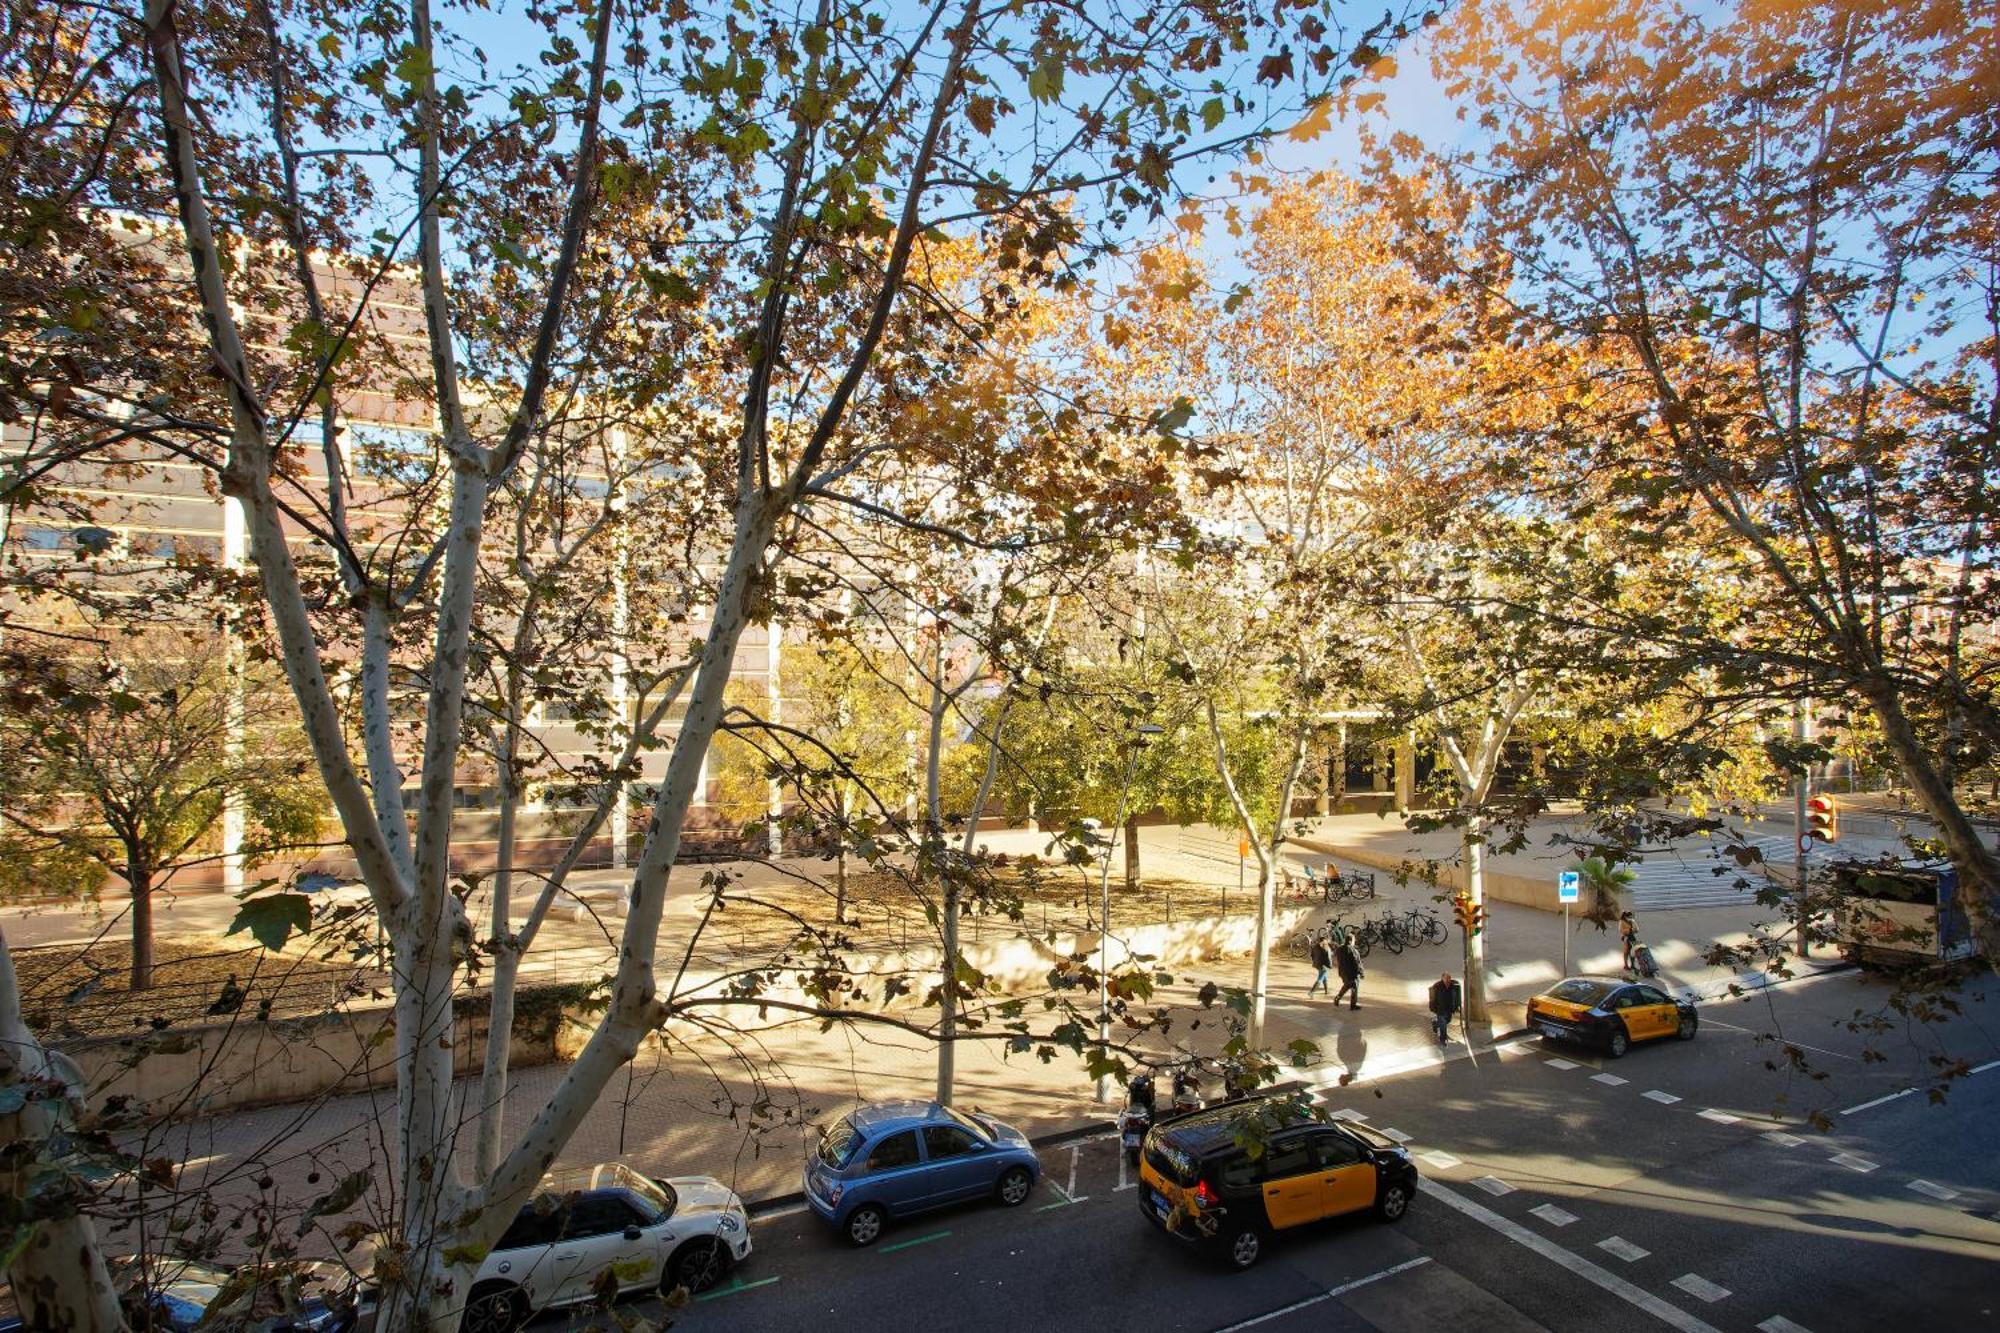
1558, 870, 1581, 974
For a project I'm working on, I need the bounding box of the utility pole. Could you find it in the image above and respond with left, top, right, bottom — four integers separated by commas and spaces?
1793, 697, 1812, 959
1096, 723, 1163, 1104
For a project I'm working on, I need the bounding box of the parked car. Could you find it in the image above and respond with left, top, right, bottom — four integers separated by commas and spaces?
1136, 1096, 1417, 1271
0, 1256, 358, 1332
1527, 976, 1697, 1057
803, 1100, 1041, 1246
461, 1163, 750, 1333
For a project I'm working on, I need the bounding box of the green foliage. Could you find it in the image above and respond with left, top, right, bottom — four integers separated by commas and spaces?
227, 892, 314, 953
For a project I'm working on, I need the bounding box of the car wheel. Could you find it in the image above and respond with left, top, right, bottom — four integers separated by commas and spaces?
666, 1237, 731, 1295
1223, 1226, 1265, 1271
995, 1165, 1034, 1207
462, 1283, 526, 1333
1677, 1013, 1698, 1041
845, 1203, 887, 1247
1606, 1025, 1630, 1059
1377, 1181, 1413, 1222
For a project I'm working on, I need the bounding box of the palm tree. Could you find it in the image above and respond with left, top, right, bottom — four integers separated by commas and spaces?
1574, 856, 1635, 929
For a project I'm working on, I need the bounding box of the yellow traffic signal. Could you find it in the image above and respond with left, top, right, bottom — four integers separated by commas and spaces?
1470, 903, 1487, 936
1452, 895, 1473, 932
1806, 796, 1837, 844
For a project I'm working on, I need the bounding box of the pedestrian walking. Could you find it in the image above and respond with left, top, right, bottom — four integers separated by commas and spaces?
1332, 938, 1363, 1010
1428, 970, 1462, 1046
1619, 911, 1639, 972
1307, 934, 1332, 997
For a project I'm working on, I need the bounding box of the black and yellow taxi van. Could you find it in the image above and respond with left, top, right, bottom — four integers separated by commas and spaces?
1526, 976, 1698, 1058
1135, 1097, 1418, 1271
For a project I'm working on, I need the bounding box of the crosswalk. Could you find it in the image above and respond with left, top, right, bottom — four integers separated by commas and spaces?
1624, 835, 1792, 910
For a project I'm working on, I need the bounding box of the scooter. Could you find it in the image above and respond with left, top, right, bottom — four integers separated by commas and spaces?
1169, 1065, 1204, 1116
1118, 1072, 1156, 1162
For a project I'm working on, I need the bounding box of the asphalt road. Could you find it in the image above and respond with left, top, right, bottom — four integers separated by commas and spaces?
574, 966, 2000, 1333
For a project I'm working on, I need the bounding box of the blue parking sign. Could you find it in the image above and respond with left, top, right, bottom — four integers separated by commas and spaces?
1558, 870, 1580, 903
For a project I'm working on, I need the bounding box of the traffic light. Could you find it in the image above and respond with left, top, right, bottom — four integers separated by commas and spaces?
1470, 903, 1487, 937
1806, 796, 1837, 844
1452, 895, 1473, 932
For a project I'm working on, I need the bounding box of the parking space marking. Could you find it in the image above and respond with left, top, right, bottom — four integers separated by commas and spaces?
694, 1275, 781, 1302
1472, 1175, 1515, 1196
1116, 1149, 1135, 1192
1762, 1131, 1806, 1148
1597, 1236, 1649, 1262
876, 1230, 951, 1254
1208, 1256, 1432, 1332
1671, 1274, 1732, 1303
1907, 1179, 1959, 1201
1590, 1073, 1629, 1086
1757, 1318, 1813, 1333
1697, 1109, 1740, 1125
1829, 1152, 1878, 1173
1643, 1090, 1682, 1104
751, 1202, 811, 1222
1545, 1058, 1581, 1070
1529, 1203, 1578, 1227
1422, 1180, 1724, 1333
1419, 1151, 1462, 1170
1065, 1144, 1089, 1201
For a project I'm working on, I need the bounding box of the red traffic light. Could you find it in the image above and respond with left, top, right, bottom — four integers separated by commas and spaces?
1806, 796, 1837, 843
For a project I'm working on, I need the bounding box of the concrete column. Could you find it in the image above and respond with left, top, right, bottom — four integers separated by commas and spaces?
766, 621, 783, 858
220, 482, 248, 894
1394, 731, 1416, 814
609, 427, 630, 871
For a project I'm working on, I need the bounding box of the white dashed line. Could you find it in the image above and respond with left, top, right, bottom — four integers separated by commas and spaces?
1762, 1131, 1806, 1148
1841, 1087, 1915, 1115
1529, 1203, 1578, 1227
1419, 1151, 1462, 1170
1829, 1152, 1878, 1173
1116, 1148, 1135, 1192
1472, 1176, 1515, 1196
1381, 1127, 1413, 1143
1422, 1181, 1724, 1333
1209, 1257, 1433, 1331
1907, 1179, 1959, 1201
1757, 1318, 1813, 1333
1330, 1108, 1370, 1121
1597, 1236, 1649, 1262
1672, 1274, 1732, 1303
1591, 1073, 1629, 1086
1643, 1090, 1682, 1104
752, 1201, 811, 1221
1545, 1058, 1581, 1070
1697, 1109, 1740, 1124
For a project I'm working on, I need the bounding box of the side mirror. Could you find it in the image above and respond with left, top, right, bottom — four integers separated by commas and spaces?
623, 1226, 643, 1241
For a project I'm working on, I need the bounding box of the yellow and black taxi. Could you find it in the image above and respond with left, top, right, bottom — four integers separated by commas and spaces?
1135, 1098, 1418, 1271
1526, 976, 1698, 1058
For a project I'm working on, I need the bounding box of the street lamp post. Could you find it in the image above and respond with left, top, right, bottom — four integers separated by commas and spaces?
1097, 722, 1165, 1104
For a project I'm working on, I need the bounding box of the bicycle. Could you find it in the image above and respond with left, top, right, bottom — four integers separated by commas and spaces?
1331, 870, 1377, 903
1399, 906, 1447, 946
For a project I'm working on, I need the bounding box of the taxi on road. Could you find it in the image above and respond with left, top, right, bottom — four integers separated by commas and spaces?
1135, 1096, 1418, 1271
1526, 975, 1697, 1058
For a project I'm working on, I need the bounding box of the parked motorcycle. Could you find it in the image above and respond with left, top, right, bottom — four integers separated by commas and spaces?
1118, 1072, 1156, 1162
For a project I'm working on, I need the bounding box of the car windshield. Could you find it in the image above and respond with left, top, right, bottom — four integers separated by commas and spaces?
1547, 979, 1616, 1006
625, 1173, 677, 1221
818, 1117, 863, 1168
941, 1106, 993, 1142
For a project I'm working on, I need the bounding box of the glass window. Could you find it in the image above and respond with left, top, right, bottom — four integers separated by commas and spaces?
922, 1124, 980, 1161
1636, 987, 1671, 1005
496, 1205, 562, 1252
1311, 1132, 1365, 1168
1217, 1158, 1258, 1190
1257, 1141, 1315, 1182
1548, 979, 1616, 1006
818, 1117, 861, 1168
560, 1195, 640, 1240
865, 1130, 920, 1172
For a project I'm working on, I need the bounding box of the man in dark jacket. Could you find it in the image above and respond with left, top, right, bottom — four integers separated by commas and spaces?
1308, 934, 1332, 997
1428, 971, 1462, 1046
1333, 939, 1363, 1010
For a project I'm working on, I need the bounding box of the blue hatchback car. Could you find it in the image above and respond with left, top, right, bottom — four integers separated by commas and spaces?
804, 1101, 1041, 1246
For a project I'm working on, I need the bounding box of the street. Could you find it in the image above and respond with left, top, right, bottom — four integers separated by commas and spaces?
638, 967, 1998, 1333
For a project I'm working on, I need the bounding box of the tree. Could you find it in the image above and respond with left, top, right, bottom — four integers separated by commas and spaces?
107, 0, 1425, 1326
1370, 0, 2000, 966
0, 634, 322, 989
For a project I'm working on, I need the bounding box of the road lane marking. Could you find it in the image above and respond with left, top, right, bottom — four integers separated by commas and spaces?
1472, 1176, 1515, 1196
1597, 1236, 1649, 1262
876, 1230, 951, 1253
1208, 1257, 1432, 1332
1762, 1132, 1806, 1148
1700, 1017, 1858, 1062
1545, 1058, 1581, 1070
1529, 1203, 1578, 1227
1421, 1180, 1724, 1333
1757, 1318, 1813, 1333
751, 1202, 810, 1221
1644, 1090, 1682, 1104
1907, 1179, 1959, 1201
1381, 1127, 1413, 1143
1116, 1149, 1134, 1192
1591, 1073, 1629, 1086
1829, 1152, 1878, 1173
1420, 1151, 1462, 1170
1671, 1274, 1731, 1303
1841, 1087, 1915, 1115
1697, 1109, 1740, 1124
1330, 1108, 1370, 1121
1065, 1144, 1087, 1201
694, 1275, 780, 1302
